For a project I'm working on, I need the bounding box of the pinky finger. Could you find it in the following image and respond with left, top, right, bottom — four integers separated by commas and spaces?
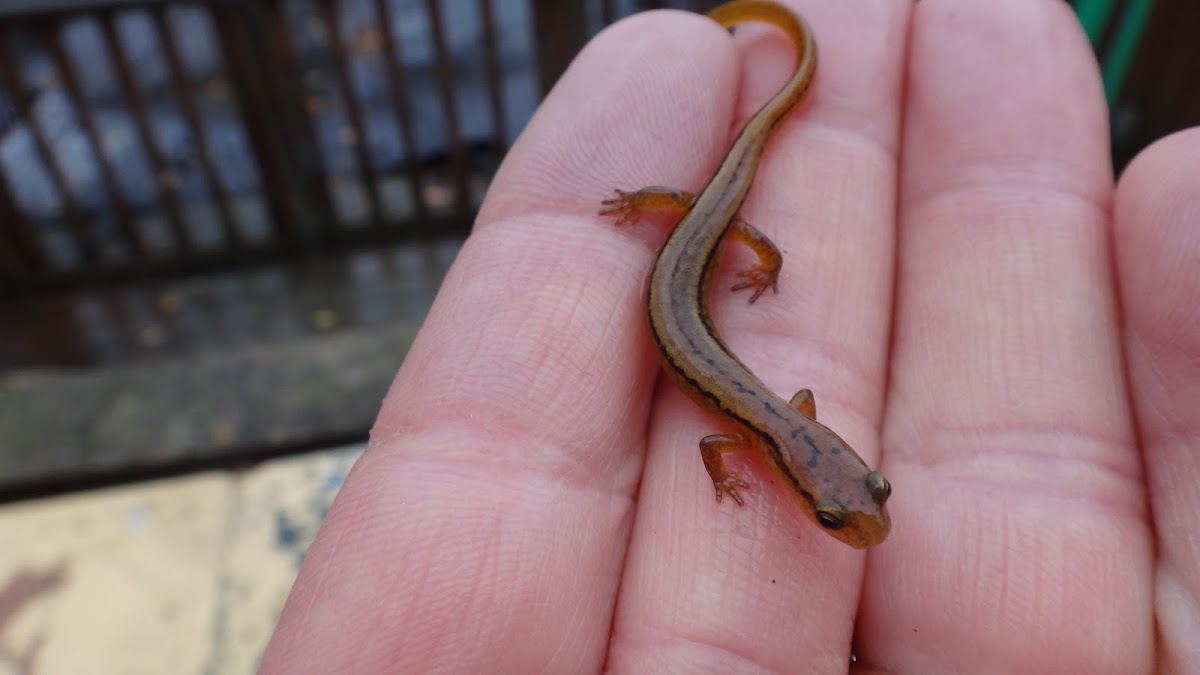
1114, 127, 1200, 674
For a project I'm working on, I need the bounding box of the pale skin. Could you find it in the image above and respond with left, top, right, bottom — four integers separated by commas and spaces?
259, 0, 1200, 672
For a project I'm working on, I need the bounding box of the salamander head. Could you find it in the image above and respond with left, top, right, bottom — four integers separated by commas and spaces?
809, 469, 891, 548
774, 419, 892, 548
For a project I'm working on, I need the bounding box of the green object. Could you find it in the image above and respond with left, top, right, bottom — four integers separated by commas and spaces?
1101, 0, 1156, 101
1075, 0, 1119, 46
1073, 0, 1158, 103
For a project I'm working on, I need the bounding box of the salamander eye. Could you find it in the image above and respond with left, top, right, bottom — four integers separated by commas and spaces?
815, 500, 847, 530
865, 471, 891, 504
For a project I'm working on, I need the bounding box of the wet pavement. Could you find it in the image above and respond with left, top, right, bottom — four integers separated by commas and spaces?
0, 237, 460, 496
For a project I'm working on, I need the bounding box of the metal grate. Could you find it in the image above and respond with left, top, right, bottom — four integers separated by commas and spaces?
0, 0, 549, 291
0, 0, 739, 294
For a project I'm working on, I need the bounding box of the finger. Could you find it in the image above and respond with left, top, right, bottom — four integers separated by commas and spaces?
1113, 127, 1200, 674
607, 1, 909, 670
864, 0, 1151, 672
259, 13, 728, 673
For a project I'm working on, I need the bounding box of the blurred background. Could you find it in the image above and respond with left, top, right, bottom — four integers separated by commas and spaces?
0, 0, 1194, 671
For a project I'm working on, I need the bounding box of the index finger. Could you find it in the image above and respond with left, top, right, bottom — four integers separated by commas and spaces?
258, 12, 730, 674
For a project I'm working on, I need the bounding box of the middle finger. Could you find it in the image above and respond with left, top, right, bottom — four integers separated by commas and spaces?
606, 1, 910, 670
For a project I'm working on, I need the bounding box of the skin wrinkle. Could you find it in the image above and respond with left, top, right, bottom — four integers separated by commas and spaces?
1123, 246, 1200, 372
398, 472, 610, 669
722, 329, 877, 412
517, 276, 593, 391
759, 142, 895, 251
903, 170, 1111, 220
705, 282, 885, 435
1124, 332, 1173, 432
640, 633, 826, 674
894, 208, 1120, 382
909, 506, 1093, 666
384, 241, 646, 450
799, 83, 900, 155
374, 412, 641, 502
888, 416, 1142, 520
436, 522, 513, 657
292, 466, 449, 664
276, 493, 351, 662
617, 634, 759, 674
726, 154, 894, 372
612, 524, 855, 672
790, 117, 900, 168
396, 237, 646, 450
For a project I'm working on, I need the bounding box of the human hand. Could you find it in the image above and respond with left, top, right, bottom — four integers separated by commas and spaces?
259, 1, 1199, 672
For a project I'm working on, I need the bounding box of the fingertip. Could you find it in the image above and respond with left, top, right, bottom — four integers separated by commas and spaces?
1114, 126, 1200, 403
479, 10, 735, 227
905, 0, 1109, 200
1114, 127, 1200, 320
1116, 126, 1200, 223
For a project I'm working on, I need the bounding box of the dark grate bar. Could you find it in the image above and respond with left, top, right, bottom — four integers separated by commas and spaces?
424, 0, 471, 212
0, 170, 42, 277
41, 19, 150, 259
478, 0, 507, 147
99, 11, 195, 254
600, 0, 616, 26
255, 1, 338, 236
0, 28, 100, 264
320, 0, 385, 222
151, 6, 243, 249
211, 3, 307, 240
373, 0, 428, 219
531, 0, 587, 96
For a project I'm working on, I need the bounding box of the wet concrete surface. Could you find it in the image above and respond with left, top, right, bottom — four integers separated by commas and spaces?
0, 238, 460, 497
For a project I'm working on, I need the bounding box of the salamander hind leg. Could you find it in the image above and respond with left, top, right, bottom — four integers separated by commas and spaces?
700, 434, 752, 505
599, 187, 694, 226
789, 388, 816, 419
727, 220, 782, 302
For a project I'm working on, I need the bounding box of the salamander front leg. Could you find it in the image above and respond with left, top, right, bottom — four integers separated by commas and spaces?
700, 434, 751, 505
601, 189, 782, 303
599, 187, 694, 226
727, 220, 782, 303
